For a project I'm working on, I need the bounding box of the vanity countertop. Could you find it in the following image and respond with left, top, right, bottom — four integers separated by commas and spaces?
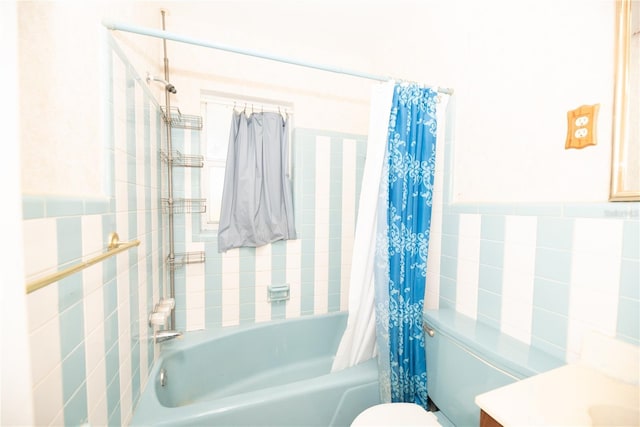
475, 362, 640, 426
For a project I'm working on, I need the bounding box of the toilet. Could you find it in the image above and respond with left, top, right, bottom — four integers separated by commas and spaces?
351, 308, 564, 426
351, 403, 440, 426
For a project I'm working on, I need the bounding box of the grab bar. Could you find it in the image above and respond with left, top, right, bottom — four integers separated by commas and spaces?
25, 232, 140, 294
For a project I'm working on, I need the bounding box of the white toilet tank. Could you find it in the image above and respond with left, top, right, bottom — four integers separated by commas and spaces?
423, 309, 564, 427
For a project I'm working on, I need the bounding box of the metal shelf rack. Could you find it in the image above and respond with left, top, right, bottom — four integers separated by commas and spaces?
160, 150, 204, 168
161, 106, 203, 130
167, 251, 206, 270
161, 198, 207, 214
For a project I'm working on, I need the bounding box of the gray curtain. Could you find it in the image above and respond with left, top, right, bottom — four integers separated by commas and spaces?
217, 111, 296, 252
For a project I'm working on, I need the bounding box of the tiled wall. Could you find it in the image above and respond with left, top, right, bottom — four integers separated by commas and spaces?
169, 127, 367, 331
425, 108, 640, 362
22, 35, 165, 426
21, 27, 638, 427
21, 29, 368, 424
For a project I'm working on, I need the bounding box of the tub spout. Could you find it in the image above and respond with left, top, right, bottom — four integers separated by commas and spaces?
155, 330, 183, 343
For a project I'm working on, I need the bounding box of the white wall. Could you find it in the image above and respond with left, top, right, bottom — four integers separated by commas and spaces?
451, 0, 615, 202
20, 0, 619, 200
1, 1, 35, 424
19, 1, 163, 197
140, 0, 616, 203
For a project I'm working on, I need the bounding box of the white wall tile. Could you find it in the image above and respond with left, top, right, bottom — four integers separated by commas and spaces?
458, 213, 481, 239
32, 366, 63, 427
84, 325, 105, 385
254, 244, 271, 323
342, 139, 357, 236
81, 214, 103, 260
455, 214, 481, 318
138, 276, 149, 385
501, 296, 534, 345
186, 271, 206, 331
505, 215, 537, 245
22, 218, 58, 279
566, 286, 620, 362
117, 296, 131, 362
26, 282, 59, 332
341, 139, 357, 311
571, 218, 623, 293
119, 377, 132, 427
185, 261, 205, 278
87, 392, 108, 427
286, 239, 302, 318
116, 268, 130, 305
29, 316, 61, 387
222, 249, 240, 274
83, 284, 104, 337
456, 258, 479, 319
186, 289, 206, 331
222, 251, 240, 325
115, 211, 129, 246
565, 218, 624, 361
137, 186, 146, 222
314, 137, 330, 316
82, 262, 103, 300
314, 280, 329, 314
85, 356, 107, 425
500, 215, 537, 344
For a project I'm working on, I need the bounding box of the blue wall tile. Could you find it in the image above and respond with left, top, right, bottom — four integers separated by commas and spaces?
617, 297, 640, 344
47, 197, 85, 217
532, 277, 570, 316
23, 196, 45, 219
61, 345, 87, 419
534, 247, 572, 283
532, 307, 568, 349
478, 264, 503, 295
480, 215, 505, 241
477, 289, 501, 326
622, 220, 639, 260
63, 383, 88, 426
441, 234, 458, 258
57, 217, 83, 267
619, 259, 639, 300
537, 217, 573, 251
59, 302, 85, 360
479, 240, 504, 268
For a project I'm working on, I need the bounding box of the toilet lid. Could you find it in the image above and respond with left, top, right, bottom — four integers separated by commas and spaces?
351, 403, 441, 426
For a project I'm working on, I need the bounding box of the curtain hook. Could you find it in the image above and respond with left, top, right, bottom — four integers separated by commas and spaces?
243, 103, 247, 114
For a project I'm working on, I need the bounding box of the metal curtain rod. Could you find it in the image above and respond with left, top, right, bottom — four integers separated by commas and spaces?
102, 19, 454, 95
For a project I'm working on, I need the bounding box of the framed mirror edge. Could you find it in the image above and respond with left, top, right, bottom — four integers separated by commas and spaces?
610, 0, 639, 202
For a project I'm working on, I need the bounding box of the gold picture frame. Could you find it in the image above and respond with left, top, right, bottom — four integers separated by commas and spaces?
610, 0, 640, 201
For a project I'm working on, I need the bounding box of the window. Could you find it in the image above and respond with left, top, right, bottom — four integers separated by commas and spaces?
200, 93, 293, 230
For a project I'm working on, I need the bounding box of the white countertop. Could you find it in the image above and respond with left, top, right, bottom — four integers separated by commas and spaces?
476, 362, 640, 426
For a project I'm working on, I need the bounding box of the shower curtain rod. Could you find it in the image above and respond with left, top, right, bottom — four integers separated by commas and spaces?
102, 19, 454, 95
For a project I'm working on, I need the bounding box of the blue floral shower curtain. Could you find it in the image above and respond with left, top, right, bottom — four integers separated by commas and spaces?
375, 84, 439, 407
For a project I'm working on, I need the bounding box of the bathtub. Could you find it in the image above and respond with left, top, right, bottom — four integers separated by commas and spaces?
130, 312, 380, 426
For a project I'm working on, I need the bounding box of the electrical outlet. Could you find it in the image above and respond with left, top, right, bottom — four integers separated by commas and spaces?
565, 104, 599, 149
